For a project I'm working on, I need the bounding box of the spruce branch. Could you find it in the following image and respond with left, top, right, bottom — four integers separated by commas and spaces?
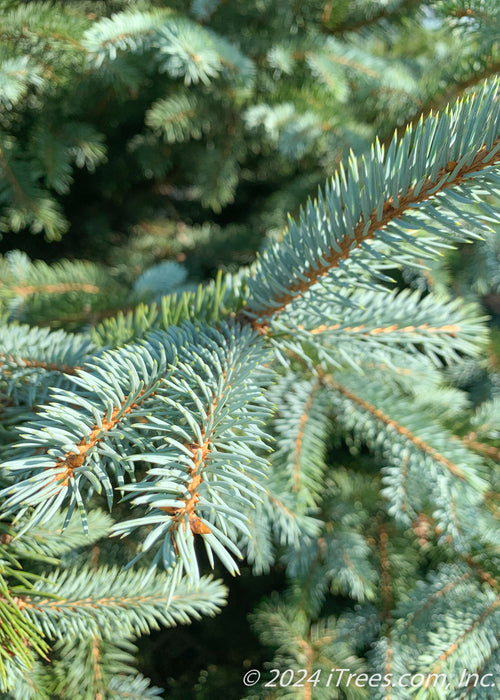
322, 374, 467, 480
48, 636, 163, 699
318, 370, 488, 548
291, 379, 321, 494
0, 335, 175, 531
241, 80, 500, 323
267, 375, 329, 508
270, 287, 488, 369
18, 568, 227, 640
426, 595, 500, 676
462, 436, 500, 462
391, 64, 500, 145
112, 322, 272, 579
0, 324, 97, 412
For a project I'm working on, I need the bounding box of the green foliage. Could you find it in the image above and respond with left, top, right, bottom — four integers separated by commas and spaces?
0, 0, 498, 256
1, 1, 500, 698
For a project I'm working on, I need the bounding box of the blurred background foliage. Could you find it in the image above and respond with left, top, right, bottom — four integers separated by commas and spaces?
0, 0, 498, 273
